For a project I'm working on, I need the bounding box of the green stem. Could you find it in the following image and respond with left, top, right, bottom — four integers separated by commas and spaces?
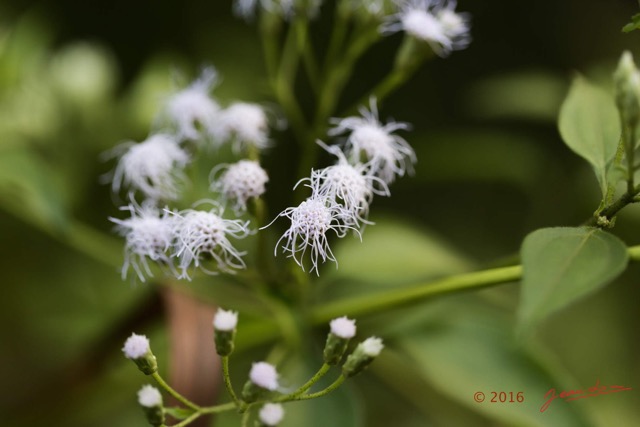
152, 372, 200, 411
276, 374, 346, 402
221, 356, 241, 407
309, 265, 522, 325
587, 183, 640, 227
290, 363, 331, 396
241, 410, 251, 427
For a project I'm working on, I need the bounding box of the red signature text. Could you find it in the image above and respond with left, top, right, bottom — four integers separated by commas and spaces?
540, 379, 632, 413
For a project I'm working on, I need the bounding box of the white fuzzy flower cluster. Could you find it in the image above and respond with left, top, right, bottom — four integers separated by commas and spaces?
111, 201, 251, 281
137, 385, 163, 408
108, 67, 272, 282
109, 67, 271, 202
383, 0, 471, 56
269, 98, 414, 275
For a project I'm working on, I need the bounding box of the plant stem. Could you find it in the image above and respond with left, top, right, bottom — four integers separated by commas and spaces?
290, 363, 331, 396
221, 356, 241, 407
587, 183, 640, 227
310, 265, 522, 325
275, 374, 346, 402
152, 372, 201, 411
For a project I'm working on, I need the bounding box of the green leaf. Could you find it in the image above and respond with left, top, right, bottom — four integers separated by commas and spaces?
558, 76, 621, 195
164, 407, 195, 421
395, 298, 595, 427
518, 227, 628, 333
622, 13, 640, 33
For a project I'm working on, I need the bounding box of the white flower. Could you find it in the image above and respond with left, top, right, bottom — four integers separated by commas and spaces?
123, 333, 150, 359
362, 336, 384, 357
172, 205, 251, 279
213, 308, 238, 331
330, 99, 415, 184
110, 200, 175, 281
301, 141, 389, 226
164, 67, 220, 140
259, 403, 285, 426
137, 385, 163, 408
330, 316, 357, 339
210, 160, 269, 212
268, 197, 357, 275
249, 361, 279, 391
383, 0, 471, 56
111, 134, 189, 201
214, 102, 270, 152
233, 0, 321, 20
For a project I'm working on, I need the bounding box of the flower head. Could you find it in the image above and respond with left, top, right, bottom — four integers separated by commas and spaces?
210, 160, 269, 212
330, 99, 415, 184
110, 200, 175, 281
249, 361, 279, 391
268, 197, 357, 275
259, 403, 285, 426
330, 316, 357, 339
214, 102, 270, 152
111, 134, 189, 201
137, 385, 163, 408
362, 336, 384, 356
213, 308, 239, 331
164, 67, 220, 140
383, 0, 471, 56
172, 204, 251, 279
302, 141, 389, 226
123, 333, 150, 359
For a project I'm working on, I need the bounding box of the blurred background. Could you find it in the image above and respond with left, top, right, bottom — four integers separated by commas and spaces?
1, 0, 639, 426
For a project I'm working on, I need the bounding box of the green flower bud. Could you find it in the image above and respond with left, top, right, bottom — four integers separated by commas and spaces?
342, 337, 384, 378
323, 317, 357, 365
213, 309, 238, 356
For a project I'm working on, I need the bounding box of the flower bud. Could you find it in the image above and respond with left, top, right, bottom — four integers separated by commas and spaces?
259, 403, 285, 426
242, 361, 279, 402
323, 317, 356, 365
123, 333, 158, 375
614, 51, 640, 126
213, 308, 238, 356
342, 337, 384, 378
137, 385, 164, 426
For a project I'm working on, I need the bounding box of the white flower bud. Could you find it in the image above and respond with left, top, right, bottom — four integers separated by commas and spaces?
213, 308, 238, 331
362, 336, 384, 357
137, 385, 163, 408
259, 403, 285, 426
123, 333, 150, 359
330, 316, 356, 339
250, 361, 279, 391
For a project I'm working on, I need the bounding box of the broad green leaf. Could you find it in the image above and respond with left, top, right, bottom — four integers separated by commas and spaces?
558, 76, 621, 195
518, 227, 628, 333
396, 298, 595, 427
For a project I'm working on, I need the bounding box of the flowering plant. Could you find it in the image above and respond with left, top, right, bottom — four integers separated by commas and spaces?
1, 1, 639, 427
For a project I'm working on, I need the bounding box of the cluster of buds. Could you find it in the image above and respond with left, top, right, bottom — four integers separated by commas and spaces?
108, 68, 271, 282
122, 310, 384, 426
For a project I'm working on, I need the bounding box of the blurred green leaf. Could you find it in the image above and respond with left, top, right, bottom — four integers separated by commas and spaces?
518, 227, 628, 334
165, 407, 195, 420
558, 76, 621, 195
0, 146, 69, 230
398, 298, 596, 427
318, 218, 473, 300
467, 72, 566, 122
622, 13, 640, 33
